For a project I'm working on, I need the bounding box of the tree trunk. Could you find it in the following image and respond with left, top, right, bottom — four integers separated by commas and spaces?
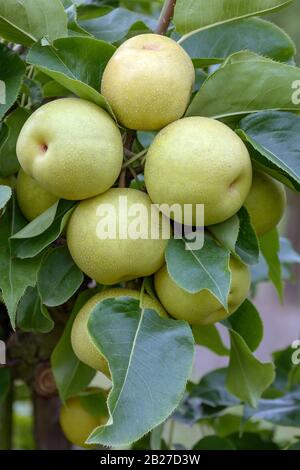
33, 393, 71, 450
0, 384, 13, 450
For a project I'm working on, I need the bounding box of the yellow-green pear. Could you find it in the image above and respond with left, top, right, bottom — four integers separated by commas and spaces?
101, 34, 195, 131
16, 169, 58, 221
60, 388, 108, 448
244, 171, 286, 236
154, 257, 251, 325
71, 288, 167, 373
67, 188, 170, 284
145, 117, 252, 226
16, 98, 123, 200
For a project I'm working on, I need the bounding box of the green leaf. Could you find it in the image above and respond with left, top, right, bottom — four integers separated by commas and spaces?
76, 4, 112, 21
186, 52, 300, 119
12, 201, 74, 259
0, 0, 68, 46
22, 77, 43, 107
271, 345, 298, 392
251, 237, 300, 288
87, 297, 194, 447
0, 200, 43, 327
165, 237, 231, 308
174, 368, 240, 425
137, 131, 156, 148
174, 0, 293, 37
0, 45, 26, 120
244, 391, 300, 427
16, 286, 54, 333
193, 435, 235, 450
150, 424, 164, 451
211, 413, 268, 438
11, 202, 59, 239
181, 18, 295, 66
192, 324, 229, 356
209, 207, 259, 265
43, 80, 72, 99
0, 368, 10, 404
129, 174, 145, 191
78, 388, 108, 418
188, 368, 240, 408
66, 4, 92, 37
38, 246, 83, 307
78, 7, 156, 42
225, 299, 263, 352
259, 228, 283, 300
237, 111, 300, 191
51, 290, 97, 402
27, 37, 115, 113
287, 442, 300, 450
0, 107, 30, 177
227, 329, 275, 407
0, 185, 12, 209
125, 19, 155, 41
228, 432, 279, 450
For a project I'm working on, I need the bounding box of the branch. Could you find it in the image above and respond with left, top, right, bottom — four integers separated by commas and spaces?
155, 0, 177, 35
119, 130, 136, 188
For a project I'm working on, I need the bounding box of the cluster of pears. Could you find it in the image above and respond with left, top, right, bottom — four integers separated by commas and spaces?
15, 34, 286, 377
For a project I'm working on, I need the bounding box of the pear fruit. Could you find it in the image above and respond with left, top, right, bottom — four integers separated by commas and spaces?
154, 257, 251, 325
244, 171, 286, 236
71, 288, 167, 373
16, 169, 58, 221
101, 34, 195, 131
60, 388, 108, 448
16, 98, 123, 200
67, 188, 170, 285
145, 117, 252, 226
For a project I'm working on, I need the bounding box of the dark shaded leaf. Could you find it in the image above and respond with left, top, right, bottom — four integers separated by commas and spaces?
51, 290, 97, 402
181, 18, 295, 66
16, 286, 54, 333
38, 246, 83, 307
225, 300, 263, 352
0, 107, 30, 177
78, 7, 156, 42
238, 111, 300, 191
27, 37, 115, 113
0, 45, 26, 120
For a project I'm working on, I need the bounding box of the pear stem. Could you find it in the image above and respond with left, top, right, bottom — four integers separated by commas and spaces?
119, 130, 136, 188
155, 0, 177, 35
122, 148, 148, 169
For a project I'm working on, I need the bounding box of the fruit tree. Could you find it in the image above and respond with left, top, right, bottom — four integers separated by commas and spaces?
1, 0, 300, 451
